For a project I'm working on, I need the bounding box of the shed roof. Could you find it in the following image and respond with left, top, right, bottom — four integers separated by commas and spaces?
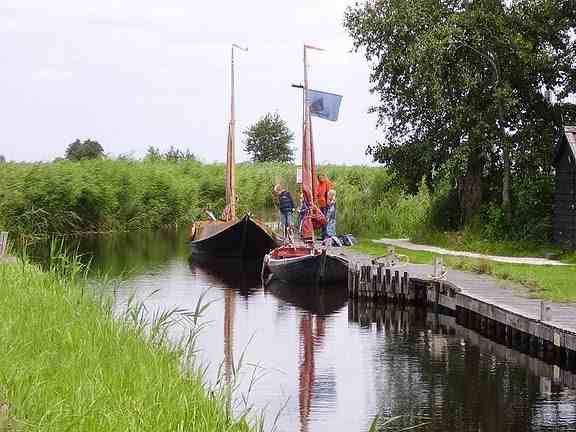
554, 126, 576, 165
566, 126, 576, 158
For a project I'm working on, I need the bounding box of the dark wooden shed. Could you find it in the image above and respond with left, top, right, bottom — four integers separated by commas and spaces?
553, 126, 576, 249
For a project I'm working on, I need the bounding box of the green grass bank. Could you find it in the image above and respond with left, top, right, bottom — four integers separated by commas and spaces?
0, 261, 253, 432
354, 241, 576, 302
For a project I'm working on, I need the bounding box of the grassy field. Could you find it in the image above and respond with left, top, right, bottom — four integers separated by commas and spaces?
0, 260, 254, 432
354, 240, 576, 302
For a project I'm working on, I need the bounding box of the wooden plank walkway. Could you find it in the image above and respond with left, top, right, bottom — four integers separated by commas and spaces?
338, 248, 576, 364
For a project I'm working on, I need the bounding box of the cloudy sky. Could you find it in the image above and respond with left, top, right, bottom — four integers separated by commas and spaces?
0, 0, 382, 164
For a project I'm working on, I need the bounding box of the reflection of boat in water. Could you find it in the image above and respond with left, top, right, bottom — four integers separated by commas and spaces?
187, 255, 262, 298
268, 278, 343, 431
188, 44, 280, 258
268, 278, 344, 431
267, 278, 347, 316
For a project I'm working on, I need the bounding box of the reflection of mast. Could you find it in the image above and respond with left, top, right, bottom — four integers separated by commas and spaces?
224, 288, 236, 384
298, 313, 326, 432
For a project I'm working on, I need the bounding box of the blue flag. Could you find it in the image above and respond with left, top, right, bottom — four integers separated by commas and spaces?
308, 89, 342, 121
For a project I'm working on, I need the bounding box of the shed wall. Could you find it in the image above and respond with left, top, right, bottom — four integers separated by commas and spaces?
553, 142, 576, 249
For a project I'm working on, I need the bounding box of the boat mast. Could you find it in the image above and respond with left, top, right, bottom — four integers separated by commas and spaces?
302, 44, 323, 205
302, 45, 311, 203
225, 44, 247, 222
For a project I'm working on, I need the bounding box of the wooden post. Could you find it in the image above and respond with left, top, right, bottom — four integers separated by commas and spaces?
355, 266, 360, 298
0, 232, 7, 257
540, 301, 552, 322
348, 264, 354, 298
371, 267, 377, 299
401, 272, 408, 303
376, 266, 383, 297
433, 256, 444, 278
403, 272, 412, 301
366, 265, 372, 298
360, 265, 371, 298
379, 271, 385, 299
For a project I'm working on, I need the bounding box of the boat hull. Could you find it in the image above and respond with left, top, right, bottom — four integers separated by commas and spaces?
189, 215, 280, 258
266, 250, 348, 284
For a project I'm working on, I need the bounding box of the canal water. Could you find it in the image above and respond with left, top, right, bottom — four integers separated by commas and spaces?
36, 230, 576, 431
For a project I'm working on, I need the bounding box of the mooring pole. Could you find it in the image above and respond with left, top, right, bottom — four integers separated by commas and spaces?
0, 232, 7, 257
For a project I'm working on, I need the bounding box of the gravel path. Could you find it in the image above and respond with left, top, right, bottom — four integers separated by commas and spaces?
373, 238, 569, 266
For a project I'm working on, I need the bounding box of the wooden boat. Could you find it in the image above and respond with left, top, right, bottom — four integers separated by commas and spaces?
189, 216, 279, 258
189, 44, 280, 258
264, 245, 347, 284
263, 45, 348, 284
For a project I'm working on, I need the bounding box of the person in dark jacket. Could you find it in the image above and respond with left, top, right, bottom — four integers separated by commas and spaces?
274, 184, 295, 242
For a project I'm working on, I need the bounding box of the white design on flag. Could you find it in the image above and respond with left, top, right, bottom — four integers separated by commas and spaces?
308, 89, 343, 122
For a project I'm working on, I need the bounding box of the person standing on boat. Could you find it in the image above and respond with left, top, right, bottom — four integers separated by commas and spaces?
274, 184, 295, 243
315, 173, 333, 238
323, 190, 341, 246
315, 173, 333, 213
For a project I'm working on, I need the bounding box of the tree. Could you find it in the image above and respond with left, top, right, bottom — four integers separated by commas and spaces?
164, 146, 196, 162
243, 113, 294, 163
144, 145, 196, 162
0, 155, 5, 163
65, 139, 105, 161
144, 146, 162, 161
344, 0, 576, 225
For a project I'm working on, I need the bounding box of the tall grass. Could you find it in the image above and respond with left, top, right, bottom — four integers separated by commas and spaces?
0, 160, 430, 238
0, 159, 561, 252
0, 258, 254, 431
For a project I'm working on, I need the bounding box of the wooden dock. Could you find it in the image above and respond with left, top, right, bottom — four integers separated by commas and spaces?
341, 249, 576, 369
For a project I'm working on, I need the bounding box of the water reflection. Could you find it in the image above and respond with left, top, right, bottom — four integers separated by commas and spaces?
351, 303, 576, 431
266, 281, 347, 317
267, 281, 346, 431
188, 256, 262, 299
33, 230, 576, 431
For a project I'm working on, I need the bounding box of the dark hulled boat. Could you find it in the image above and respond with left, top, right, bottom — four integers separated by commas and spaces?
264, 245, 348, 284
188, 44, 281, 258
189, 214, 280, 258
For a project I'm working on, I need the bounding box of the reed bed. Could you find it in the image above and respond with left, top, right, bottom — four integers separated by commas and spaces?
0, 258, 254, 431
0, 160, 427, 239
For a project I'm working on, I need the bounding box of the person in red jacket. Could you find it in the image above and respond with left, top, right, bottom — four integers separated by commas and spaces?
315, 173, 333, 237
299, 189, 326, 244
